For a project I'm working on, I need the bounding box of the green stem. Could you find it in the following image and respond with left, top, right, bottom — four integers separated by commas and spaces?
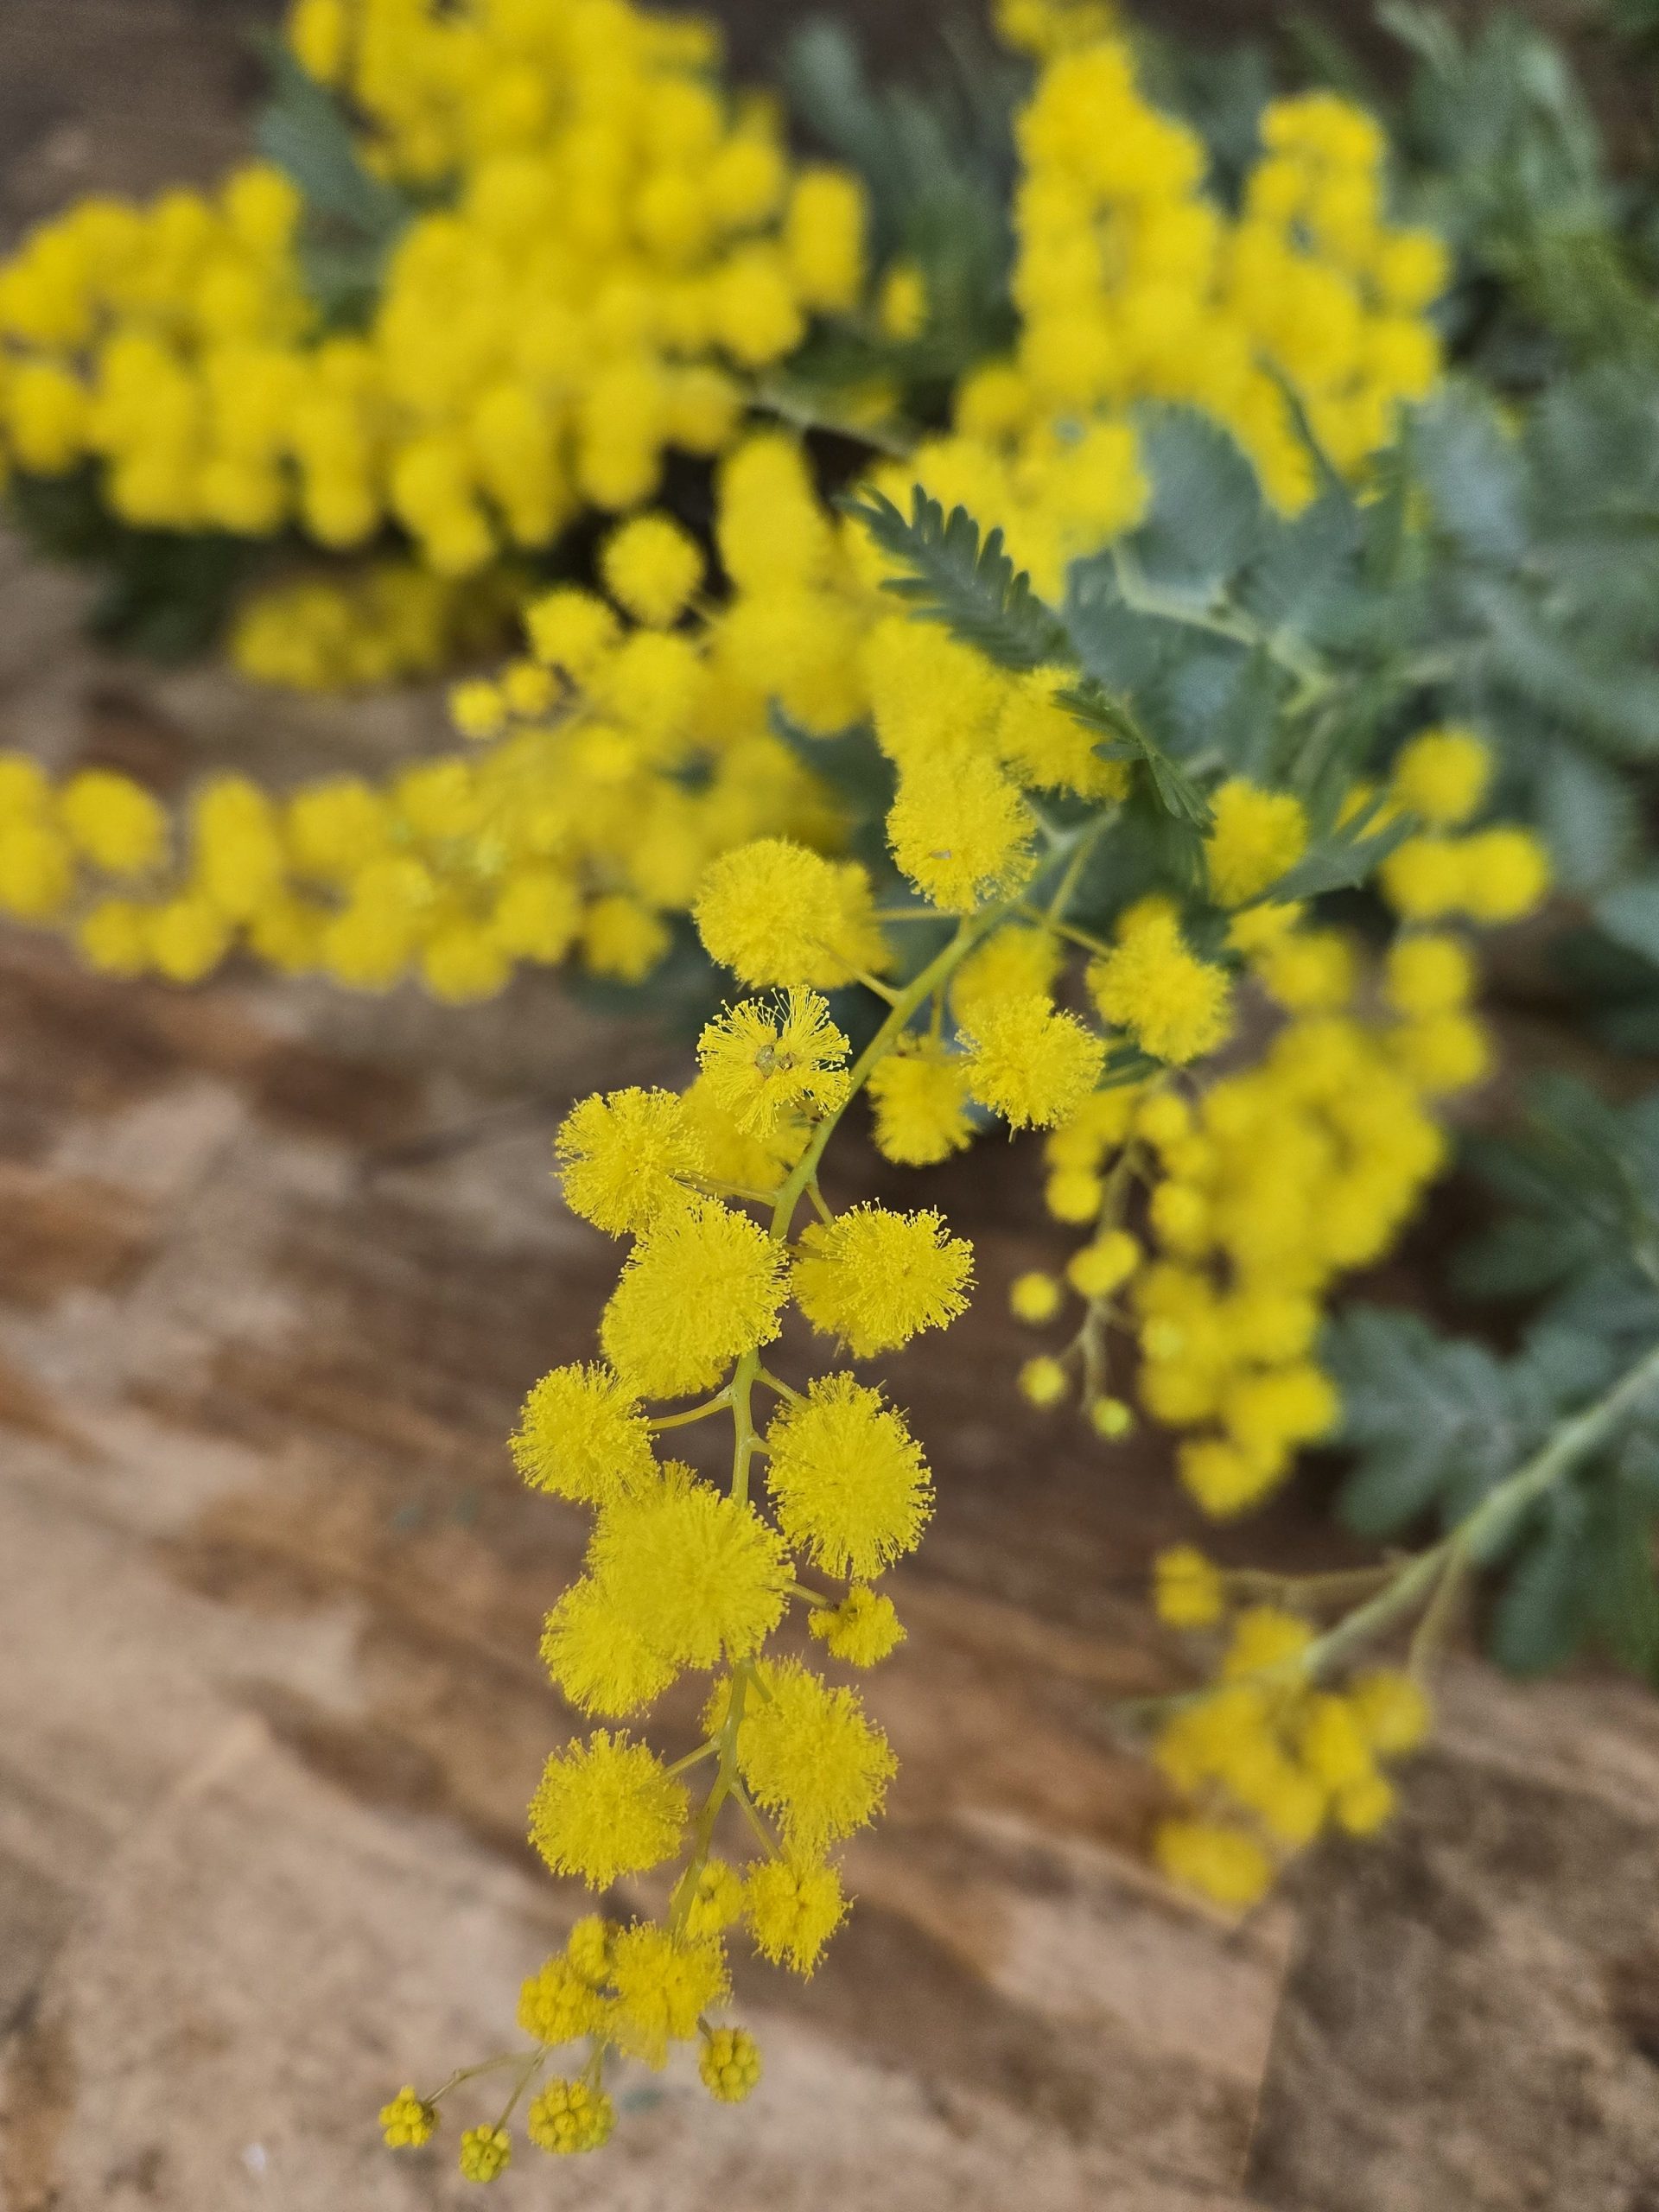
1111, 543, 1325, 690
755, 1366, 804, 1404
493, 2047, 546, 2130
1017, 904, 1114, 959
729, 1777, 780, 1858
650, 1389, 734, 1430
1044, 806, 1116, 924
1300, 1332, 1659, 1683
426, 2053, 524, 2104
669, 1669, 752, 1937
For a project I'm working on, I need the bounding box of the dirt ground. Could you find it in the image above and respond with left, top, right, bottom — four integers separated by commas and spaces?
1, 5, 1659, 2210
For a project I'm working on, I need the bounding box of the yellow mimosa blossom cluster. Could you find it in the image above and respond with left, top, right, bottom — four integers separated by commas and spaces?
854, 52, 1450, 596
1011, 732, 1544, 1521
0, 0, 1445, 702
230, 559, 518, 690
0, 447, 865, 997
384, 469, 1550, 2152
0, 0, 869, 579
1147, 1555, 1433, 1910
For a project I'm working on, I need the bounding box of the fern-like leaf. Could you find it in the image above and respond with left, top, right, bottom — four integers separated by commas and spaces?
842, 485, 1069, 671
1053, 680, 1214, 832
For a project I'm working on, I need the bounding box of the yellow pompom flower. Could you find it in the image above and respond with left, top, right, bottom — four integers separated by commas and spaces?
995, 666, 1129, 798
458, 2124, 512, 2182
527, 1731, 688, 1890
147, 895, 232, 982
554, 1087, 704, 1235
699, 2025, 763, 2103
742, 1857, 848, 1974
886, 749, 1035, 911
878, 260, 928, 341
1383, 931, 1473, 1018
1297, 1692, 1375, 1790
587, 1470, 791, 1668
1089, 899, 1233, 1065
867, 1043, 974, 1165
1046, 1167, 1103, 1222
448, 679, 505, 741
1154, 1545, 1226, 1628
765, 1371, 932, 1579
951, 922, 1063, 1027
600, 513, 705, 628
784, 168, 868, 312
1090, 1395, 1134, 1439
78, 899, 149, 975
810, 1583, 906, 1665
493, 871, 581, 963
379, 2087, 436, 2149
607, 1924, 730, 2068
1336, 1769, 1396, 1834
524, 588, 620, 680
1019, 1354, 1069, 1407
1458, 827, 1550, 924
961, 993, 1106, 1128
1154, 1818, 1274, 1911
510, 1363, 657, 1504
1350, 1669, 1432, 1755
539, 1576, 678, 1718
696, 988, 850, 1138
517, 1954, 601, 2047
1392, 1009, 1491, 1094
601, 1198, 790, 1398
58, 769, 168, 875
582, 894, 672, 983
1390, 726, 1491, 828
730, 1659, 896, 1853
1176, 1433, 1282, 1522
422, 925, 511, 1004
1011, 1269, 1064, 1323
1252, 925, 1356, 1013
1067, 1229, 1140, 1299
0, 818, 73, 919
525, 2079, 614, 2155
1204, 780, 1308, 907
1378, 835, 1467, 920
681, 1859, 747, 1940
792, 1203, 974, 1357
1223, 1362, 1339, 1459
695, 840, 887, 989
1224, 1605, 1315, 1680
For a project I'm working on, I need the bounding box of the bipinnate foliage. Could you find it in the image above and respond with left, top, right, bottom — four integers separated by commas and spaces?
1328, 1071, 1659, 1681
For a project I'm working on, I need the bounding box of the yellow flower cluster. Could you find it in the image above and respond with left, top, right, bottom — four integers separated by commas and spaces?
1147, 1566, 1432, 1911
845, 43, 1449, 600
1014, 742, 1549, 1521
392, 555, 1554, 2141
0, 450, 868, 997
230, 559, 517, 690
0, 0, 868, 581
392, 941, 975, 2163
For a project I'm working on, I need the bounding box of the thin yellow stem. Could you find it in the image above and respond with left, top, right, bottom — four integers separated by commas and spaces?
1017, 904, 1114, 959
650, 1388, 734, 1431
755, 1366, 804, 1404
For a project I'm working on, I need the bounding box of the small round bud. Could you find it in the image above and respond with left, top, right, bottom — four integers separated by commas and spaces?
1089, 1395, 1135, 1440
1010, 1269, 1063, 1324
1019, 1355, 1069, 1408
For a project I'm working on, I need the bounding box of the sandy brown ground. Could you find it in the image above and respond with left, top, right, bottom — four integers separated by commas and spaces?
0, 6, 1658, 2210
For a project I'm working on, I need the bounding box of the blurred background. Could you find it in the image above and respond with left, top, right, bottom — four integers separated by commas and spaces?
0, 5, 1656, 2210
